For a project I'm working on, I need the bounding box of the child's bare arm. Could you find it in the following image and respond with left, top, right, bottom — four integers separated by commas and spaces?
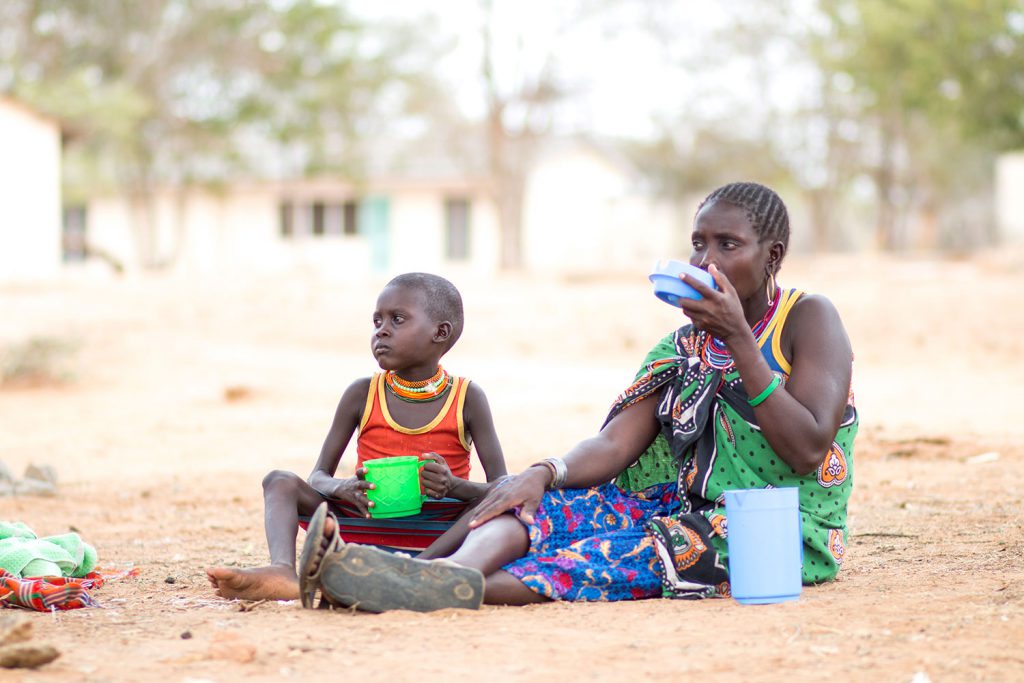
307, 377, 374, 517
463, 382, 506, 481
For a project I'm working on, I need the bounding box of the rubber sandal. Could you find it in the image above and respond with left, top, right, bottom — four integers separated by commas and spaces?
297, 502, 342, 609
318, 544, 484, 613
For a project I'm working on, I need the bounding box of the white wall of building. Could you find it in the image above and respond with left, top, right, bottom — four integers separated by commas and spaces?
82, 144, 682, 279
996, 152, 1024, 244
87, 182, 502, 278
89, 185, 372, 275
386, 187, 500, 276
523, 145, 683, 274
0, 99, 61, 282
389, 189, 452, 272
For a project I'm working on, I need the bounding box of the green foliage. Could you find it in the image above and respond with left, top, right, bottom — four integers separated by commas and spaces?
641, 0, 1024, 250
0, 0, 440, 214
805, 0, 1024, 247
0, 336, 78, 388
817, 0, 1024, 150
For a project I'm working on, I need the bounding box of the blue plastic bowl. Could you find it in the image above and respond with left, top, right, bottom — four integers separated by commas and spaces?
649, 259, 717, 306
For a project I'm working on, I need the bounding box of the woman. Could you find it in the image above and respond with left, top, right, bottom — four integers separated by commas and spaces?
299, 181, 857, 611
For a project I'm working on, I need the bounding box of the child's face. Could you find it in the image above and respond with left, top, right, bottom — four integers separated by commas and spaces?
371, 285, 440, 372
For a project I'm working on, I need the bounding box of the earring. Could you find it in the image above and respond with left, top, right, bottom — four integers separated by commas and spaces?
765, 269, 778, 307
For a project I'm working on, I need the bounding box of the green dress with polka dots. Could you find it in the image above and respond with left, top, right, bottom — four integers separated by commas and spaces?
612, 289, 857, 584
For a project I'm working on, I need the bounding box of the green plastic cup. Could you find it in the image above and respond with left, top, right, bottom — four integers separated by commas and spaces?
363, 456, 428, 519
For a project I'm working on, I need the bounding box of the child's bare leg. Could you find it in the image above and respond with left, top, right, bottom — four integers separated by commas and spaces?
206, 470, 325, 600
416, 505, 475, 560
418, 479, 510, 560
447, 514, 528, 573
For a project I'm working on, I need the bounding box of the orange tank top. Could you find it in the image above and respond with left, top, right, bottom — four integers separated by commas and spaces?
356, 373, 473, 479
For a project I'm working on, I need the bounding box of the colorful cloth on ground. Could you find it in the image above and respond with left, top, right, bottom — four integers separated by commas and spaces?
0, 567, 138, 611
0, 522, 98, 579
357, 373, 473, 479
300, 498, 468, 552
504, 287, 858, 600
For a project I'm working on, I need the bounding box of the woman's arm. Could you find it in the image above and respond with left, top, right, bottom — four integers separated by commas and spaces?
681, 266, 852, 475
752, 295, 852, 473
469, 393, 662, 527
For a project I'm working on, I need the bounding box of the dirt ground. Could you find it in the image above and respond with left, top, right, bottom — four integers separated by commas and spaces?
1, 251, 1022, 683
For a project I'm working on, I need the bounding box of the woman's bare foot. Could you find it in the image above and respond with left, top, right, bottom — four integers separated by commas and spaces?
206, 564, 300, 601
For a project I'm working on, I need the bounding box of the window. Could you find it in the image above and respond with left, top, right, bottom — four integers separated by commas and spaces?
311, 202, 325, 235
343, 200, 359, 235
279, 201, 294, 237
445, 198, 470, 261
62, 205, 87, 262
280, 199, 359, 239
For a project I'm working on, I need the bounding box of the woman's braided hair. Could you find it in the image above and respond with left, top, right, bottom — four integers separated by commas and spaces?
697, 182, 790, 272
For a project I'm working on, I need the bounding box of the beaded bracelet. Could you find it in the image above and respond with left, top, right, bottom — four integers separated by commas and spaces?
748, 374, 782, 407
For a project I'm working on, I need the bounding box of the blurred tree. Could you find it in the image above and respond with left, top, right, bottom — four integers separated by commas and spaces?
811, 0, 1024, 249
635, 1, 1023, 252
473, 0, 646, 269
629, 3, 812, 245
475, 0, 575, 269
0, 0, 434, 267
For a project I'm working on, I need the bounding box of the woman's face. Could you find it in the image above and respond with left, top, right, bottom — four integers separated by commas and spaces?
689, 200, 773, 301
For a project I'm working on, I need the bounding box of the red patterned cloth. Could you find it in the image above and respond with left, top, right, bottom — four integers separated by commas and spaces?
0, 567, 138, 611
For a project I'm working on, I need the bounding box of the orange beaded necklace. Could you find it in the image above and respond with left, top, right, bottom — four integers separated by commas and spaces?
383, 366, 452, 402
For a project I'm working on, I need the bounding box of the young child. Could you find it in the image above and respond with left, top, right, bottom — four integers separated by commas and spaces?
206, 272, 507, 601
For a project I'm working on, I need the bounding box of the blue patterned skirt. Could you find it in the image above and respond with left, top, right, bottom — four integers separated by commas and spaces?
502, 481, 680, 601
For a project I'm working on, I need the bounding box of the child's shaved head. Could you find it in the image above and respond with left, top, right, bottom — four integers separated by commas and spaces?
385, 273, 464, 348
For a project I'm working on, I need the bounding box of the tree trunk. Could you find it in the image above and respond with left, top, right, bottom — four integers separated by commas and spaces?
874, 119, 900, 251
486, 99, 527, 270
128, 190, 158, 270
806, 188, 831, 251
497, 175, 525, 270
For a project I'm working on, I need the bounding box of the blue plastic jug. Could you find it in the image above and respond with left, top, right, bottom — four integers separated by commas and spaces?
724, 487, 802, 604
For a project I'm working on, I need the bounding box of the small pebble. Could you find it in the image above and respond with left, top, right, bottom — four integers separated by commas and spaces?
180, 630, 192, 640
164, 576, 176, 584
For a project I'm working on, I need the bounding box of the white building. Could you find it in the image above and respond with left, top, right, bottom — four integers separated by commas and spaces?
996, 152, 1024, 244
0, 97, 62, 282
80, 137, 686, 277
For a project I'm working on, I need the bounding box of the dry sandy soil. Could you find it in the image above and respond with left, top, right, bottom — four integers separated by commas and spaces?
1, 251, 1022, 682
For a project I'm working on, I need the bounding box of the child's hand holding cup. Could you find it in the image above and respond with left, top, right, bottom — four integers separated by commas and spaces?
362, 456, 429, 518
418, 453, 455, 499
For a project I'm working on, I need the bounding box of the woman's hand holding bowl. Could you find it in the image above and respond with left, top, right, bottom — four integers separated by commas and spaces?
679, 264, 749, 342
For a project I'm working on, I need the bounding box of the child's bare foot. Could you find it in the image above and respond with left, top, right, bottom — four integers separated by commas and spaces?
206, 564, 300, 601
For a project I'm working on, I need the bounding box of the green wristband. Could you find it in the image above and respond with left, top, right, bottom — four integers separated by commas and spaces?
748, 375, 782, 407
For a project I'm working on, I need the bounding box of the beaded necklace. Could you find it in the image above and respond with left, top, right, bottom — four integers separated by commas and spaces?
700, 293, 781, 370
384, 366, 452, 403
